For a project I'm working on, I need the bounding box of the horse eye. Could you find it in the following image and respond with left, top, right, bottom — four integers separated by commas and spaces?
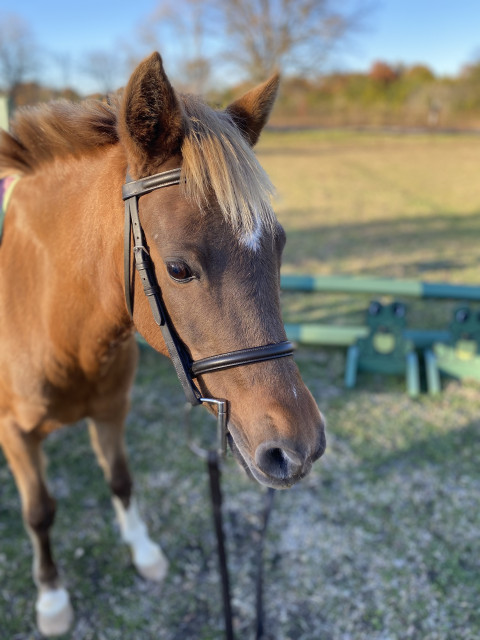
166, 261, 194, 282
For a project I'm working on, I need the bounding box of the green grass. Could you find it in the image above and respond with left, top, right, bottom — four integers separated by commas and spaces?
2, 130, 480, 639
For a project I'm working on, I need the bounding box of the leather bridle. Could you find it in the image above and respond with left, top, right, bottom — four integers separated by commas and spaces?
122, 167, 294, 453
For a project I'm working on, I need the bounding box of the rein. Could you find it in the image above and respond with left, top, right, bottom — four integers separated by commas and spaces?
122, 167, 290, 639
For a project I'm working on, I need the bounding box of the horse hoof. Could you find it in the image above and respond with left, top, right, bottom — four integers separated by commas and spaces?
135, 545, 169, 582
36, 587, 74, 636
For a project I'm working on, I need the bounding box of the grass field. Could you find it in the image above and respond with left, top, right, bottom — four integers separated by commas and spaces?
1, 130, 480, 639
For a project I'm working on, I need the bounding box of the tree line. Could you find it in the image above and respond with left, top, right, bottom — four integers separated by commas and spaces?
0, 2, 372, 101
271, 61, 480, 129
2, 3, 480, 129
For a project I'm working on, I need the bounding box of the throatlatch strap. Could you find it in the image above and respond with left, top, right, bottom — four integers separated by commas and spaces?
124, 199, 133, 317
123, 169, 183, 318
123, 171, 201, 406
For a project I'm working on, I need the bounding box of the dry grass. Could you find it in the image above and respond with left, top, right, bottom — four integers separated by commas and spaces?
259, 130, 480, 281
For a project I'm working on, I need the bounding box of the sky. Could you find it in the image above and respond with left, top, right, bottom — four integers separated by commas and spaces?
2, 0, 480, 93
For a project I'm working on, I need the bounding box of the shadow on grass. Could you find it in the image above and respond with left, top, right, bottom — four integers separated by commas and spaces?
281, 208, 480, 277
355, 418, 480, 479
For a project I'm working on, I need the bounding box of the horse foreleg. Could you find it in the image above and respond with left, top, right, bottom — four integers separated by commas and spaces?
87, 416, 168, 581
0, 420, 73, 636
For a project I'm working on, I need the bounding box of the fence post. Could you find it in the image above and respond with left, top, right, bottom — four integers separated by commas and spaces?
0, 96, 9, 131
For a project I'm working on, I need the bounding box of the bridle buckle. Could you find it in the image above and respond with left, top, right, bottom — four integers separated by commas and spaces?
185, 397, 228, 458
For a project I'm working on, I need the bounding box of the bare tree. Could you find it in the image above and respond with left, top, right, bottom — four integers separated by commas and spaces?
137, 0, 215, 92
180, 57, 212, 93
50, 51, 74, 90
143, 0, 371, 86
0, 13, 40, 107
82, 50, 127, 95
217, 0, 372, 81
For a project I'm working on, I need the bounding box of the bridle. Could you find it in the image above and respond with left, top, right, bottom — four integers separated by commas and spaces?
122, 167, 294, 455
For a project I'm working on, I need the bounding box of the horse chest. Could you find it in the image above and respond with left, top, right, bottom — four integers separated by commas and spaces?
1, 333, 135, 432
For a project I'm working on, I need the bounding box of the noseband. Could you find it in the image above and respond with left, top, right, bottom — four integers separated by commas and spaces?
123, 167, 294, 452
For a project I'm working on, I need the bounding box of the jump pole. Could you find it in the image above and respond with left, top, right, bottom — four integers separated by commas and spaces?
284, 323, 450, 350
281, 275, 480, 301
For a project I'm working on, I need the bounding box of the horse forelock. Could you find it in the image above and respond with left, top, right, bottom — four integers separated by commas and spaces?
179, 94, 277, 243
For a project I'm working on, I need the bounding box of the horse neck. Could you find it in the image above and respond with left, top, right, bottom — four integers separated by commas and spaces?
29, 147, 131, 368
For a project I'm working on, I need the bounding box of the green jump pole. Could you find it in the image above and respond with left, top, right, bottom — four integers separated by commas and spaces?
281, 274, 480, 301
284, 323, 450, 349
285, 324, 367, 346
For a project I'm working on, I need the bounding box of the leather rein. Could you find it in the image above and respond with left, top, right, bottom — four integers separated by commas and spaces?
122, 167, 294, 452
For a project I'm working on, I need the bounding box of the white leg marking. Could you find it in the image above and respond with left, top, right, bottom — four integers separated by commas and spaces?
36, 586, 74, 637
112, 496, 168, 581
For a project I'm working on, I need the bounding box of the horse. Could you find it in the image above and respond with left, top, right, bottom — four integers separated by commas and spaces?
0, 52, 326, 636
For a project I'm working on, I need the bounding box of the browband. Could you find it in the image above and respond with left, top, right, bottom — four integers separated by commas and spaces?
122, 168, 183, 200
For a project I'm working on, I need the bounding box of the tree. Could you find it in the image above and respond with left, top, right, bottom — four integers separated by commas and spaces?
0, 13, 40, 107
142, 0, 371, 87
82, 50, 127, 95
369, 61, 398, 84
136, 0, 215, 92
215, 0, 372, 81
180, 57, 212, 93
406, 64, 435, 83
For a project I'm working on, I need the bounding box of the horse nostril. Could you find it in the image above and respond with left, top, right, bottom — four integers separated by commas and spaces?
255, 442, 304, 480
264, 448, 289, 477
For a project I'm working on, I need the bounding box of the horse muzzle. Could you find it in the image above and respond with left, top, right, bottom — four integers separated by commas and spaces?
227, 415, 326, 489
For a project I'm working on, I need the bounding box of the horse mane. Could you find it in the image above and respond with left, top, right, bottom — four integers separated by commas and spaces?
0, 99, 119, 177
0, 93, 276, 237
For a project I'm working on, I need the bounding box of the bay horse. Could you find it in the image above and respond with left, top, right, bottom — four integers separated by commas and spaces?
0, 52, 325, 636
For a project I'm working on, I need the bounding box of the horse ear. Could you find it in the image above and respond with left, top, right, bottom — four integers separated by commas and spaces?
119, 52, 184, 172
225, 73, 280, 146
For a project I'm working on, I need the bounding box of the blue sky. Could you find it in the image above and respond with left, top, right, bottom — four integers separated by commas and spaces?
344, 1, 480, 74
2, 0, 480, 93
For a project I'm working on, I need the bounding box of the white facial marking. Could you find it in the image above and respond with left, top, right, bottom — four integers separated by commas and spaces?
292, 384, 298, 400
241, 217, 263, 252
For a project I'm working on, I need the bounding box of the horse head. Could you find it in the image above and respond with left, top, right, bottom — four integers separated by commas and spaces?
118, 53, 326, 489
